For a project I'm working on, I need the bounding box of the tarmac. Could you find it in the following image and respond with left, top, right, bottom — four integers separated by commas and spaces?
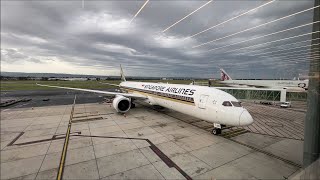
0, 91, 305, 179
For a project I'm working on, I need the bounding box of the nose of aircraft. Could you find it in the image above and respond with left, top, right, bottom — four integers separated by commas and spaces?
239, 110, 254, 126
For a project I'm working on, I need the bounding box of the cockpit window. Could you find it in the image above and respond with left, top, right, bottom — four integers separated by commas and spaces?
231, 101, 242, 107
222, 101, 232, 106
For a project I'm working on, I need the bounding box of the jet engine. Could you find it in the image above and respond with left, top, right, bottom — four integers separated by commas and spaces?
112, 95, 131, 113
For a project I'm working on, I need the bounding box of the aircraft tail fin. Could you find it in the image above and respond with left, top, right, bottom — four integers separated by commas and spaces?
120, 64, 126, 81
220, 68, 232, 81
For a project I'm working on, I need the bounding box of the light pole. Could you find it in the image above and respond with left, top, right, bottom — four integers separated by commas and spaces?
303, 0, 320, 168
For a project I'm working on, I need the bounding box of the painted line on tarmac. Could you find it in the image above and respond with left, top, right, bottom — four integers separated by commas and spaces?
71, 134, 193, 180
12, 132, 81, 146
56, 95, 76, 180
7, 132, 25, 146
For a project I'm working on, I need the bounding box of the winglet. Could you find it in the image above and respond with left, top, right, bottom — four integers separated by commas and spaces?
120, 64, 126, 81
220, 68, 232, 81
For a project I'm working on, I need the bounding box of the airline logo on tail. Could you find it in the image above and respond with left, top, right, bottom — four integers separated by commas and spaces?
220, 68, 232, 81
120, 64, 126, 81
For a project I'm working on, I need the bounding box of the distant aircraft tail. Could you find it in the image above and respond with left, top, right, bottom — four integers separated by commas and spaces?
120, 64, 126, 81
220, 68, 232, 81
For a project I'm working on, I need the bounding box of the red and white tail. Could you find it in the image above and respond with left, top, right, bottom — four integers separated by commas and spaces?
220, 68, 232, 81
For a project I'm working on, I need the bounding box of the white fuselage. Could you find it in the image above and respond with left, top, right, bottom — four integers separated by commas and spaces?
221, 79, 309, 92
120, 81, 253, 127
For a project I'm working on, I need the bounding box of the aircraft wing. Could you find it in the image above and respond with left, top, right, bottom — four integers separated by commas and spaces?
36, 83, 147, 99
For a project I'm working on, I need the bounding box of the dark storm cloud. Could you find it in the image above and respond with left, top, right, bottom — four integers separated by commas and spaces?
1, 0, 316, 78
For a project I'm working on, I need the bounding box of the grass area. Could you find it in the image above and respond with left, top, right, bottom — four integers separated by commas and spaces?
0, 79, 225, 91
0, 80, 120, 91
0, 79, 207, 91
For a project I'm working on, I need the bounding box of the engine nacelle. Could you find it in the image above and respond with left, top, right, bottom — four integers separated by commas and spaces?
112, 95, 131, 113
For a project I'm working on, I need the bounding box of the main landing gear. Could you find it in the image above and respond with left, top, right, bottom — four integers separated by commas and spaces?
211, 123, 222, 135
131, 102, 136, 108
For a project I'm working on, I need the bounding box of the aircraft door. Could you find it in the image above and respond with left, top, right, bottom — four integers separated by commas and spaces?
198, 95, 209, 109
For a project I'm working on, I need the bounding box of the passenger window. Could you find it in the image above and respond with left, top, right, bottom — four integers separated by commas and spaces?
231, 101, 242, 107
222, 101, 232, 106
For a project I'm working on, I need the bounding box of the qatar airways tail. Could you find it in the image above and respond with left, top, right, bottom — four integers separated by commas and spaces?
219, 68, 308, 92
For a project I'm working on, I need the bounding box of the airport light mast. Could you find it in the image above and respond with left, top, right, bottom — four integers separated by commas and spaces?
303, 0, 320, 169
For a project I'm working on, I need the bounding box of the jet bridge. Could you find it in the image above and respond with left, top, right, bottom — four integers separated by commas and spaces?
215, 87, 288, 102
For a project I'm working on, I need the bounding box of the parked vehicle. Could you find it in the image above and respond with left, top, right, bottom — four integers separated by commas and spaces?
280, 102, 291, 108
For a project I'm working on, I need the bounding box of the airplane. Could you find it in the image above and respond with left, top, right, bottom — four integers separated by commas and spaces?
37, 65, 254, 135
219, 68, 309, 92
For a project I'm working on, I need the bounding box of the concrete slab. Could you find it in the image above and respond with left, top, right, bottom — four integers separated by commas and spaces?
97, 149, 150, 178
194, 163, 258, 180
36, 169, 57, 180
172, 152, 212, 177
263, 138, 303, 165
228, 152, 299, 179
21, 128, 57, 139
161, 128, 197, 141
41, 145, 95, 171
30, 116, 61, 125
11, 173, 37, 180
157, 141, 187, 158
1, 140, 10, 150
47, 136, 92, 154
88, 120, 117, 129
13, 135, 53, 145
24, 122, 60, 131
94, 139, 137, 158
139, 147, 161, 163
105, 164, 164, 179
152, 161, 185, 180
123, 126, 158, 138
63, 160, 99, 180
1, 143, 49, 163
150, 122, 183, 133
232, 132, 283, 149
1, 125, 27, 132
1, 132, 21, 142
130, 139, 151, 148
118, 122, 147, 131
70, 123, 89, 131
174, 134, 223, 152
190, 141, 252, 168
113, 117, 142, 125
131, 133, 170, 148
91, 130, 128, 145
142, 118, 175, 127
0, 155, 44, 179
89, 125, 122, 135
1, 118, 34, 128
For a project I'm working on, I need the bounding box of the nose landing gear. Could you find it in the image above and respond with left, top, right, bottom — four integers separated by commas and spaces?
212, 128, 221, 135
211, 123, 222, 135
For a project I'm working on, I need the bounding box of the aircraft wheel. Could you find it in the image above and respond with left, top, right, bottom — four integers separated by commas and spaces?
212, 128, 221, 135
131, 103, 136, 108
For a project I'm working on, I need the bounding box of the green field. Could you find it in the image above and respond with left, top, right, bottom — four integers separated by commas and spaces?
0, 80, 205, 91
0, 79, 226, 91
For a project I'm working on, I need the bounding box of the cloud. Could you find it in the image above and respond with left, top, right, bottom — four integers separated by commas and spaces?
67, 11, 136, 35
0, 0, 316, 78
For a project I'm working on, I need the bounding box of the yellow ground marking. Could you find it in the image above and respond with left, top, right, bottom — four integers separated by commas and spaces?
57, 95, 76, 180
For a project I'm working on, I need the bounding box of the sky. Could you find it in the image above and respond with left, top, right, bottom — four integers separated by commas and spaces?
1, 0, 317, 79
